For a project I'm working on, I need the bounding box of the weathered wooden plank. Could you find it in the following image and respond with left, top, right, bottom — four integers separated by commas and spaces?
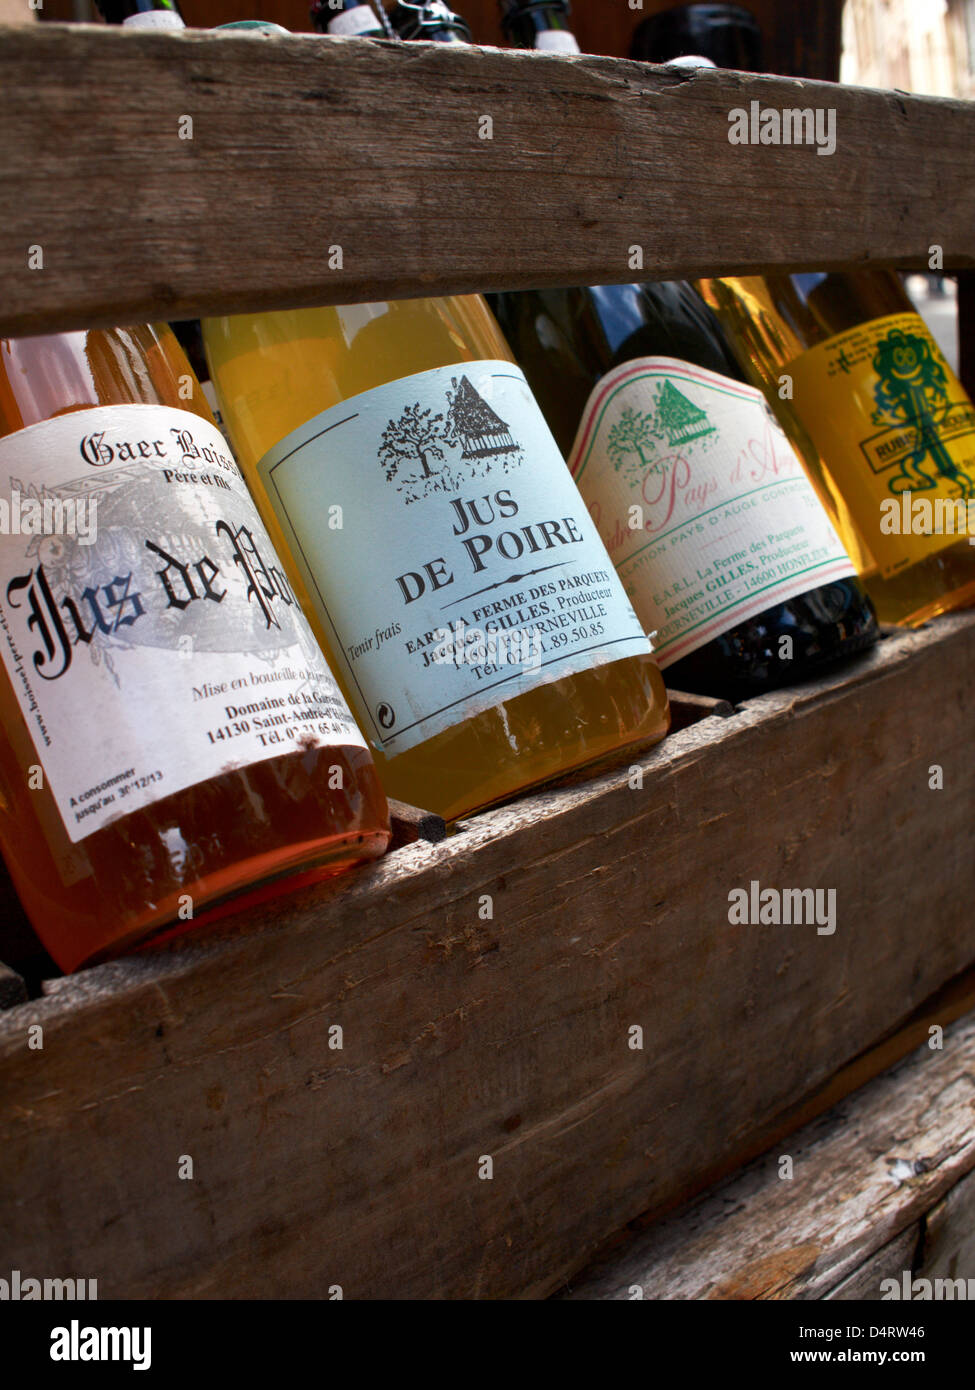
2, 26, 974, 337
560, 1011, 975, 1300
665, 689, 734, 731
386, 799, 447, 850
824, 1227, 922, 1301
917, 1167, 975, 1285
1, 611, 974, 1300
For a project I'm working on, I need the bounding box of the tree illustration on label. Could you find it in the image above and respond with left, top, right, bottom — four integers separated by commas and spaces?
378, 403, 449, 504
606, 384, 715, 483
606, 407, 658, 481
870, 327, 975, 498
380, 378, 524, 504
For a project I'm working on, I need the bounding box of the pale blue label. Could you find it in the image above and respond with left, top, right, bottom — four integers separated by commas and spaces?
258, 362, 652, 756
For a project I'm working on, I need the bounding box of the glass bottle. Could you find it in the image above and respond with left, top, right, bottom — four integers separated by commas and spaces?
697, 273, 975, 625
630, 3, 760, 70
94, 0, 185, 29
388, 1, 472, 42
310, 0, 391, 39
499, 0, 580, 53
203, 296, 669, 822
0, 326, 390, 972
493, 283, 879, 697
634, 6, 975, 627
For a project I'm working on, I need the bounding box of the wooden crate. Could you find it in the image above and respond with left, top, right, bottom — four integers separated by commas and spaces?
1, 24, 974, 1300
560, 1001, 975, 1299
3, 614, 975, 1298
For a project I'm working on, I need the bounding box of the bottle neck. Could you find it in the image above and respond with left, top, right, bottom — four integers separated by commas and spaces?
389, 2, 472, 43
96, 0, 185, 28
630, 3, 762, 71
499, 1, 579, 54
310, 1, 390, 39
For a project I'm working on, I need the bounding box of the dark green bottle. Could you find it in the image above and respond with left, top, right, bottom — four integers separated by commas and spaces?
388, 1, 472, 42
492, 283, 879, 701
499, 0, 580, 52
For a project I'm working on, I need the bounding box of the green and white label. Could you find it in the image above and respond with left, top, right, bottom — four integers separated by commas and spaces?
569, 357, 856, 668
258, 361, 652, 757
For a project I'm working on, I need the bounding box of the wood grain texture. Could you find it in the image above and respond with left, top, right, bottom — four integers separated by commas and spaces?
1, 611, 974, 1299
824, 1227, 922, 1301
386, 798, 447, 849
666, 689, 734, 731
560, 1011, 975, 1300
918, 1167, 975, 1284
1, 24, 973, 338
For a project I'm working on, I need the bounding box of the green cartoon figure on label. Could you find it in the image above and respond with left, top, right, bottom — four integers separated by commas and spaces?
872, 327, 975, 498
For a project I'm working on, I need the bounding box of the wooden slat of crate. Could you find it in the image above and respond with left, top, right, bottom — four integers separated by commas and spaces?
559, 1008, 975, 1300
919, 1167, 975, 1286
1, 26, 975, 338
1, 613, 974, 1299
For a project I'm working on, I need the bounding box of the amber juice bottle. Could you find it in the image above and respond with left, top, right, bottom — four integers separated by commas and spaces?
203, 295, 669, 821
0, 325, 389, 972
697, 272, 975, 627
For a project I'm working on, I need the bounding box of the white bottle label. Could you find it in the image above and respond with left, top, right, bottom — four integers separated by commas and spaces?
534, 30, 581, 53
568, 358, 857, 669
122, 10, 185, 29
0, 404, 366, 844
257, 362, 653, 757
326, 5, 380, 36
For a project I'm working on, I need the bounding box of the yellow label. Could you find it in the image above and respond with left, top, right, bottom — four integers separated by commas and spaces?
787, 312, 975, 578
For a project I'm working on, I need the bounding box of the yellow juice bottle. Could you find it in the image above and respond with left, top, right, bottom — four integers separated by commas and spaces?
698, 271, 975, 627
203, 296, 669, 820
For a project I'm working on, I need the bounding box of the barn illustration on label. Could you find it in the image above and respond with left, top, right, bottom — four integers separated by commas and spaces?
379, 374, 525, 504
